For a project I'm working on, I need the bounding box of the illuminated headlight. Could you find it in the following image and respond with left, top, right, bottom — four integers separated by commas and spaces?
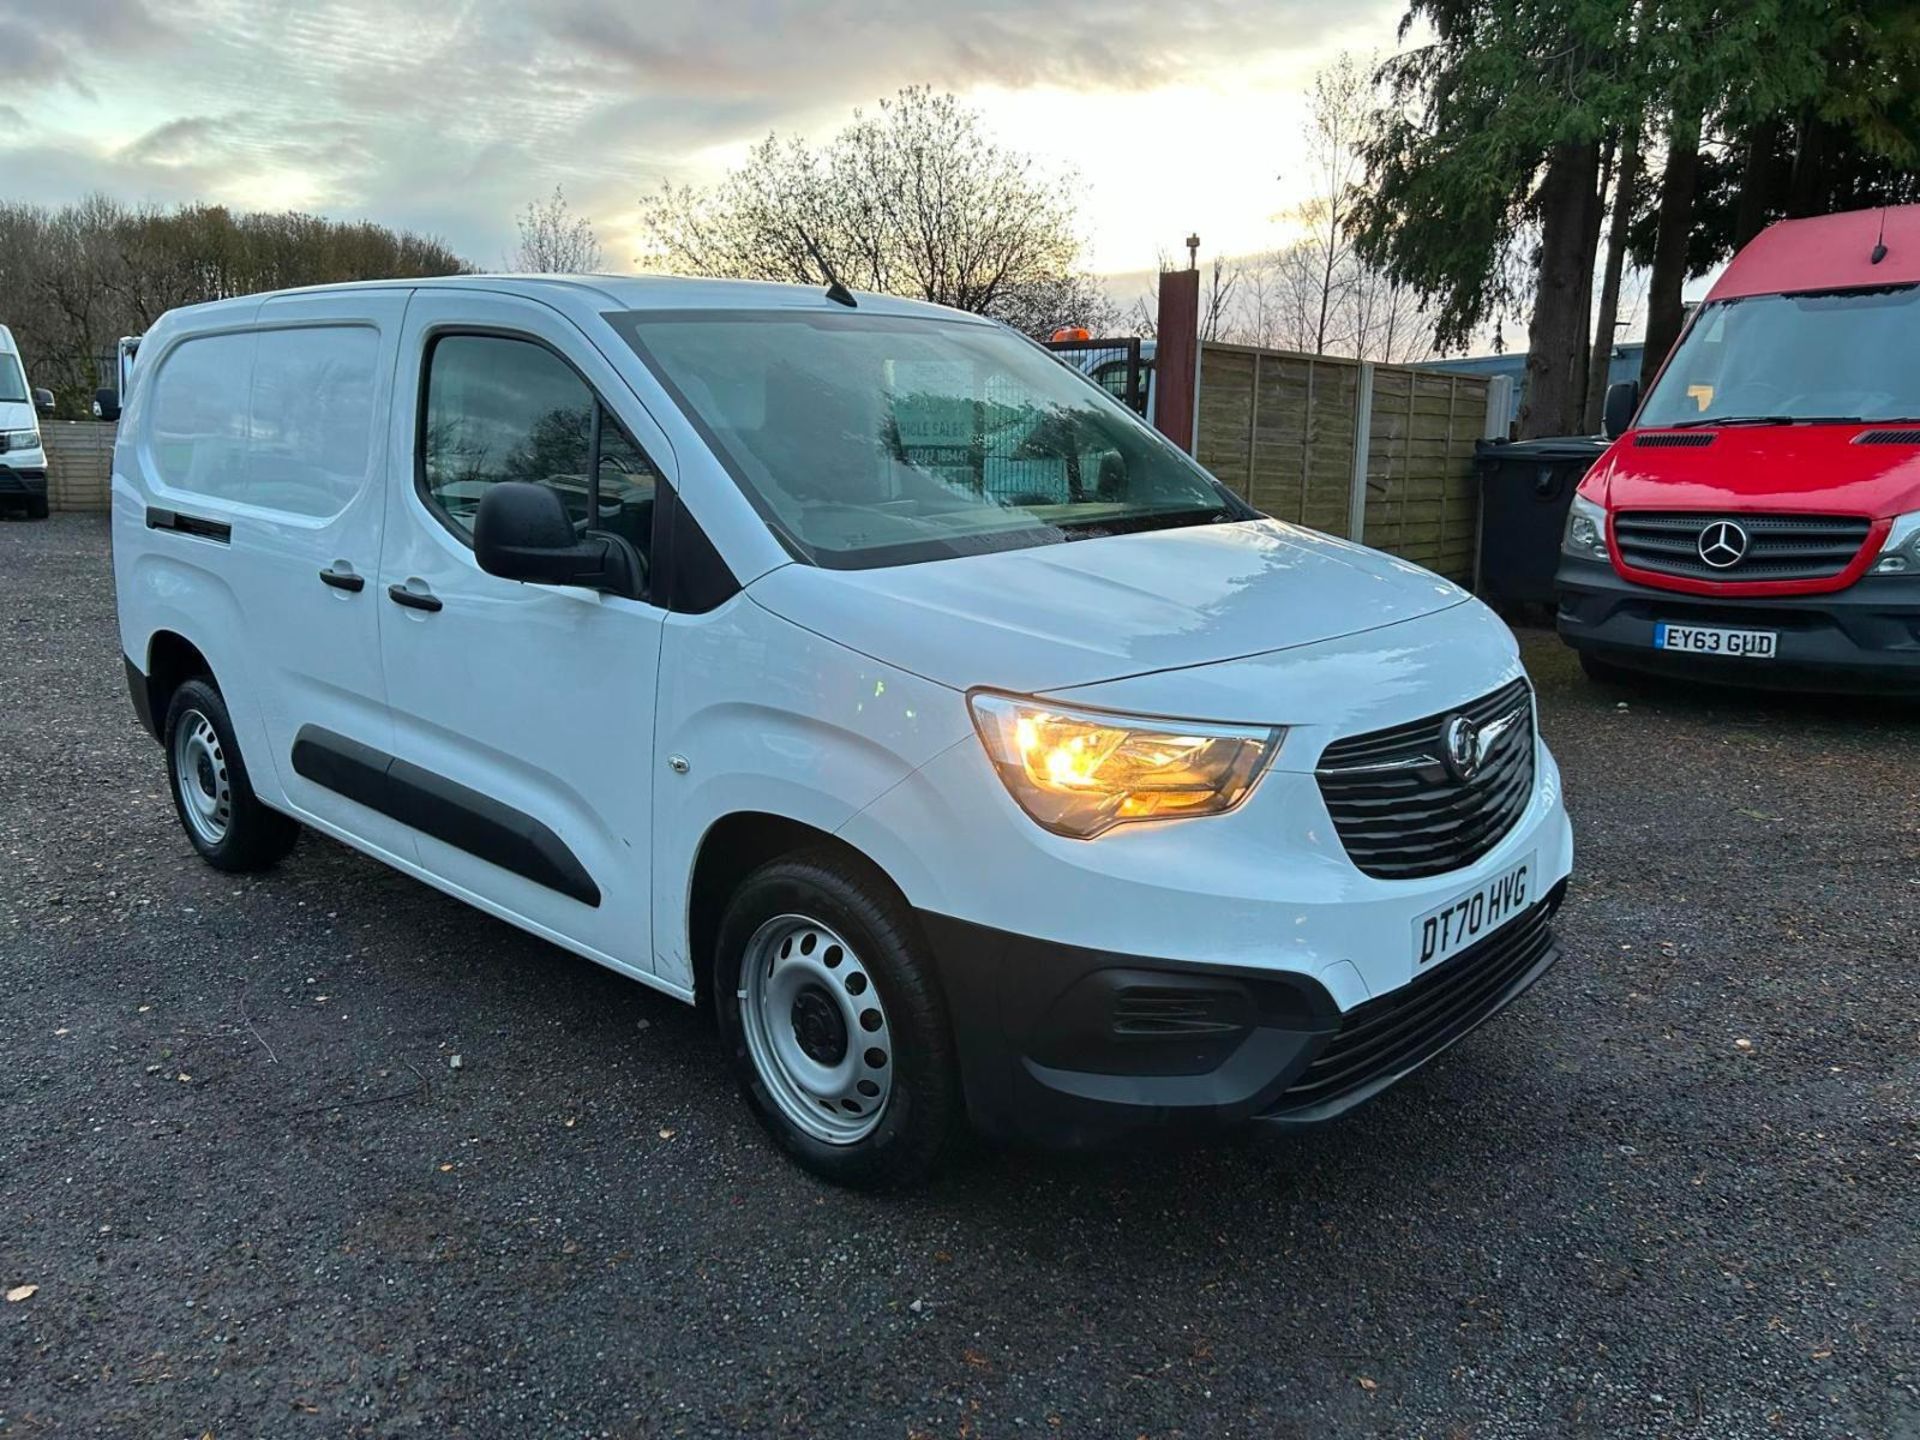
1561, 492, 1609, 562
969, 693, 1281, 839
1871, 512, 1920, 575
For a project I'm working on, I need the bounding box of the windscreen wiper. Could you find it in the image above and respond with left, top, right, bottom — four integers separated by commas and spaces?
1670, 415, 1864, 428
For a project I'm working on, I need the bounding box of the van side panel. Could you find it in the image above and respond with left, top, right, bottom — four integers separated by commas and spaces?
651, 598, 970, 992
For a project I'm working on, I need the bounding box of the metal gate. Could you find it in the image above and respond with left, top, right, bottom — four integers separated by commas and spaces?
1045, 335, 1149, 417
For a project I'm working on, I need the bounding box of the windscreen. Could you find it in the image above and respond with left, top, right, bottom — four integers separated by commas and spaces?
617, 310, 1246, 568
0, 354, 26, 404
1638, 285, 1920, 428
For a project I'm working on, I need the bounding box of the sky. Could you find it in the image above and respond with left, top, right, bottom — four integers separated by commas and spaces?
0, 0, 1407, 278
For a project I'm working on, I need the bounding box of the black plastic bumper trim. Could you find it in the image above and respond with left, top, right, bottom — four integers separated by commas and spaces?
124, 655, 160, 743
915, 894, 1562, 1149
1556, 553, 1920, 692
291, 725, 600, 907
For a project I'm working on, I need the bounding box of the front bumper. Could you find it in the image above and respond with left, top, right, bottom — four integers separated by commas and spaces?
919, 881, 1565, 1147
1557, 554, 1920, 692
0, 463, 48, 503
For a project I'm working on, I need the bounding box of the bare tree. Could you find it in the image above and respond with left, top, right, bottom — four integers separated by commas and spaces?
640, 87, 1104, 335
1250, 53, 1436, 361
511, 185, 603, 274
0, 194, 467, 410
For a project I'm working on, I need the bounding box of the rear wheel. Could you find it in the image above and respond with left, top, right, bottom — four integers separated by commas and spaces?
163, 678, 299, 872
715, 850, 959, 1188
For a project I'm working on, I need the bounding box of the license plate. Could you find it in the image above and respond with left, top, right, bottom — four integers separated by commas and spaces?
1414, 853, 1535, 969
1654, 623, 1777, 658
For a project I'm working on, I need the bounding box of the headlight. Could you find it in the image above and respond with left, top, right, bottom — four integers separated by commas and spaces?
968, 693, 1281, 839
1562, 492, 1609, 561
1871, 511, 1920, 574
0, 429, 38, 452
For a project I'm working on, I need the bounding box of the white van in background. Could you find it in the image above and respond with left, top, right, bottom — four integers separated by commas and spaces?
113, 275, 1572, 1187
0, 324, 56, 519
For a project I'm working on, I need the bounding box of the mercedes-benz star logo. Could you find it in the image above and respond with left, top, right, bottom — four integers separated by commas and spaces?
1442, 714, 1481, 781
1697, 520, 1749, 569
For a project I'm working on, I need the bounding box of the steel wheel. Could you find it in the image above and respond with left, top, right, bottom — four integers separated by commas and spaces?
172, 708, 232, 847
738, 913, 895, 1145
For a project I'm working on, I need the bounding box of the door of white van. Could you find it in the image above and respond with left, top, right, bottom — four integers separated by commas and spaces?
371, 289, 669, 984
135, 291, 422, 866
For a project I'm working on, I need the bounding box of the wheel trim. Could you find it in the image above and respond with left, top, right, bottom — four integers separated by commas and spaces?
738, 914, 894, 1145
173, 710, 232, 847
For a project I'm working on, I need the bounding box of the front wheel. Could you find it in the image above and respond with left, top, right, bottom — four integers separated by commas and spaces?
1577, 649, 1649, 687
714, 850, 960, 1189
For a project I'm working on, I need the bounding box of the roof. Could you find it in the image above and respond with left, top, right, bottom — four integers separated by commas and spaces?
168, 273, 988, 324
1708, 206, 1920, 302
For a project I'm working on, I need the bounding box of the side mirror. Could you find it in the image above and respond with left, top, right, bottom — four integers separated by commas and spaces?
93, 388, 121, 423
473, 480, 644, 599
32, 388, 54, 417
1602, 380, 1640, 440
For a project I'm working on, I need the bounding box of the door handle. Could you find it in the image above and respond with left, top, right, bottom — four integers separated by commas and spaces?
387, 582, 443, 613
318, 564, 366, 593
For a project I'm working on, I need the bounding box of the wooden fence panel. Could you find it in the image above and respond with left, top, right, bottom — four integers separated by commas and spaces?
1196, 343, 1364, 540
44, 422, 115, 513
1196, 343, 1489, 585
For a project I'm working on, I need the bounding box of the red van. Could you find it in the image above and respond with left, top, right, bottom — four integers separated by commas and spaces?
1557, 205, 1920, 692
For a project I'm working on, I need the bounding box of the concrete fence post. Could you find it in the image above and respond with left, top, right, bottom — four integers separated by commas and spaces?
1347, 362, 1376, 544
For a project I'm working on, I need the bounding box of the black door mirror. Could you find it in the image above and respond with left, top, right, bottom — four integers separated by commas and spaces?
32, 388, 55, 417
473, 480, 644, 599
1602, 380, 1640, 440
93, 388, 121, 423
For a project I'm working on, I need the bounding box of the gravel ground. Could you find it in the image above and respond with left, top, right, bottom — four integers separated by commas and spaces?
1, 513, 1916, 1439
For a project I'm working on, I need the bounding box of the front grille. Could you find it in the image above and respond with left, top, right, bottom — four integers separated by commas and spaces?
1633, 431, 1716, 448
1268, 896, 1559, 1115
1315, 678, 1534, 881
1615, 511, 1870, 582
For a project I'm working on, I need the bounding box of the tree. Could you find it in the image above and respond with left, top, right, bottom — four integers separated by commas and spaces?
640, 87, 1104, 335
1634, 0, 1920, 386
511, 185, 603, 274
0, 195, 467, 410
1583, 121, 1640, 432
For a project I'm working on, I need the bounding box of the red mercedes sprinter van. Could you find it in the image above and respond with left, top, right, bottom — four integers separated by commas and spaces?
1557, 205, 1920, 692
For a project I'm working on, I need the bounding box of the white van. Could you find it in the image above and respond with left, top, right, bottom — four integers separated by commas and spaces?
113, 276, 1573, 1186
0, 324, 55, 518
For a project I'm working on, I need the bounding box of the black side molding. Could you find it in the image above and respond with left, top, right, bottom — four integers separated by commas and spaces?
291, 726, 600, 907
146, 507, 233, 543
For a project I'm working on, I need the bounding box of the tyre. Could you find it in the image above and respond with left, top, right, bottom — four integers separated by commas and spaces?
162, 677, 300, 872
1578, 649, 1640, 687
714, 849, 960, 1188
25, 496, 48, 520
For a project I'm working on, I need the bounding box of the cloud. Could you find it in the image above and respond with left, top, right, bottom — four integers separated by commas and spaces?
0, 0, 1400, 267
0, 0, 174, 83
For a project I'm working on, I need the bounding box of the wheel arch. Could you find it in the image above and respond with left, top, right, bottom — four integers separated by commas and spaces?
685, 811, 912, 1015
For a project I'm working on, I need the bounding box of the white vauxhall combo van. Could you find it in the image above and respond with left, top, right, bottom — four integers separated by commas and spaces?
113, 276, 1574, 1186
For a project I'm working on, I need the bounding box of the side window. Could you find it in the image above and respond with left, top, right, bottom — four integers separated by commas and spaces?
150, 332, 255, 501
248, 326, 380, 517
149, 326, 381, 519
420, 334, 658, 558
